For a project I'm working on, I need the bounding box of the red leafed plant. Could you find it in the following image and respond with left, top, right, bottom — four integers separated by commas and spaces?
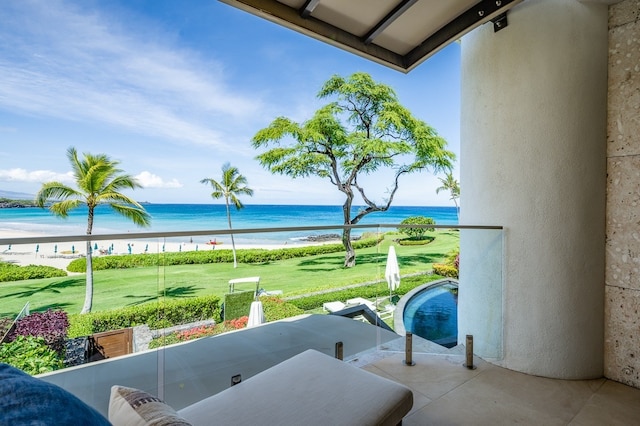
8, 310, 69, 355
175, 316, 249, 342
226, 316, 248, 330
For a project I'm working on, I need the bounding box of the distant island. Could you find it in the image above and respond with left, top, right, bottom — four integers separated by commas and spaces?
0, 198, 38, 208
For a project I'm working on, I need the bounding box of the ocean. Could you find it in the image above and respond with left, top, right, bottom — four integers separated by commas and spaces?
0, 204, 458, 245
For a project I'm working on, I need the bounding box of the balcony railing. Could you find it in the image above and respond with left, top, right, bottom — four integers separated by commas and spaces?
0, 223, 502, 415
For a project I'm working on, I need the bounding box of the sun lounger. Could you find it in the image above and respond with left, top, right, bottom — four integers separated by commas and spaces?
323, 301, 346, 312
347, 297, 376, 311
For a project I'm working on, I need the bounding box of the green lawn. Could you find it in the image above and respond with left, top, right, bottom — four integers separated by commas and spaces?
0, 230, 459, 316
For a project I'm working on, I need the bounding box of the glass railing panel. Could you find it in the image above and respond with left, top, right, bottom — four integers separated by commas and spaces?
384, 226, 503, 360
0, 223, 501, 416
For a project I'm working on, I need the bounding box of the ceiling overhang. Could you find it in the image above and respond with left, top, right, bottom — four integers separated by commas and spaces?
219, 0, 523, 73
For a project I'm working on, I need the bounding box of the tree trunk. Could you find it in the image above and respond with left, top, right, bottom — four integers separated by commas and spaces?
81, 208, 94, 314
342, 194, 356, 267
226, 198, 237, 268
453, 199, 460, 223
81, 239, 93, 314
342, 228, 356, 267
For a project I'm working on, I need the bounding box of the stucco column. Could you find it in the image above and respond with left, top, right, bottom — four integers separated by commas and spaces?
459, 0, 607, 378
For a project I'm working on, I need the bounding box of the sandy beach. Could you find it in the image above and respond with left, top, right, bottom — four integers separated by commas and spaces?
0, 230, 339, 270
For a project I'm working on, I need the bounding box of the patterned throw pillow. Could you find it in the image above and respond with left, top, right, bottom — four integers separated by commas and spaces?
108, 385, 192, 426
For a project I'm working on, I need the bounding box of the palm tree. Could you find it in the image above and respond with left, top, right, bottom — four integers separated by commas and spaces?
201, 163, 253, 268
36, 147, 150, 313
436, 172, 460, 221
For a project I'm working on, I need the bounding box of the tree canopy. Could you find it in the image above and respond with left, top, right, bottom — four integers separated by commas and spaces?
252, 72, 455, 267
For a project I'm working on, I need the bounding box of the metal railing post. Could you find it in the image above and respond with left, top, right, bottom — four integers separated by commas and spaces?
403, 332, 415, 366
335, 341, 343, 360
464, 334, 476, 369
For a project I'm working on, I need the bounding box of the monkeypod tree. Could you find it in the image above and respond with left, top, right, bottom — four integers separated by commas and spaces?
252, 73, 454, 267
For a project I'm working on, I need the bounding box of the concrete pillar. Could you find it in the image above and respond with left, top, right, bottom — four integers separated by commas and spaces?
459, 0, 607, 378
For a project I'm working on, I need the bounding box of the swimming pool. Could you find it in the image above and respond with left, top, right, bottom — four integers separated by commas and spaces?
394, 279, 458, 348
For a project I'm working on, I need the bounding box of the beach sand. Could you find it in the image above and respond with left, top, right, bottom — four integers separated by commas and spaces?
0, 230, 339, 270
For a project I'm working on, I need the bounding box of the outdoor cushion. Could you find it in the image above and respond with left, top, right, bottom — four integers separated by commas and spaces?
178, 349, 413, 426
109, 385, 192, 426
0, 362, 110, 425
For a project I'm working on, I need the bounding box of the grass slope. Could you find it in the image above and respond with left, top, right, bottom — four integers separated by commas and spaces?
0, 230, 459, 316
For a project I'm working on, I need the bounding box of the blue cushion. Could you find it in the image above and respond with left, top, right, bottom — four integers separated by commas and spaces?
0, 363, 111, 425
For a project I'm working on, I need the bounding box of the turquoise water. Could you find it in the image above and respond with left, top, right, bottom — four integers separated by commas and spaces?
0, 204, 457, 244
403, 281, 458, 348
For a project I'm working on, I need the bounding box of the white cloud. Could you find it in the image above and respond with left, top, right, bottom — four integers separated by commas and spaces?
0, 0, 262, 148
0, 168, 74, 183
135, 171, 182, 189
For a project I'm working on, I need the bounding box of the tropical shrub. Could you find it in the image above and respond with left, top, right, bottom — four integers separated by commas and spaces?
398, 216, 435, 239
0, 262, 67, 282
66, 236, 383, 272
0, 335, 64, 375
432, 264, 458, 278
432, 249, 459, 278
8, 310, 69, 355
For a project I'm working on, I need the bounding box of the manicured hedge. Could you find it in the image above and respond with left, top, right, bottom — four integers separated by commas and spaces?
0, 262, 67, 282
66, 237, 383, 272
286, 273, 443, 311
261, 296, 304, 321
67, 294, 222, 337
397, 236, 435, 246
148, 297, 303, 349
224, 291, 254, 321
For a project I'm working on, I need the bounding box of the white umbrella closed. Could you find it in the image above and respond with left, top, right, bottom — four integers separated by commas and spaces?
385, 246, 401, 296
248, 300, 265, 327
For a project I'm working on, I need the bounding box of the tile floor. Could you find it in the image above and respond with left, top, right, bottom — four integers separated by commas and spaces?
357, 352, 640, 425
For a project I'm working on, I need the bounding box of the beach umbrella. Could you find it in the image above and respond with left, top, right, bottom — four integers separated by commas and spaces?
385, 246, 401, 297
248, 300, 265, 327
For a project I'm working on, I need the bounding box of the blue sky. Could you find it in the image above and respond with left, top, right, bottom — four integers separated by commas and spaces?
0, 0, 460, 206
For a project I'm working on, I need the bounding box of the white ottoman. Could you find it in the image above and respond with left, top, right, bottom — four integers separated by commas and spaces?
179, 349, 413, 426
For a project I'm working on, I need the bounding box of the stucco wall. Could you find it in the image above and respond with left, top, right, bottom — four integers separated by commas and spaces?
605, 0, 640, 389
460, 0, 607, 378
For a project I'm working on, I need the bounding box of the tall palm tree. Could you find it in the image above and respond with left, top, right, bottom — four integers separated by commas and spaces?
36, 147, 150, 313
201, 163, 253, 268
436, 172, 460, 221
